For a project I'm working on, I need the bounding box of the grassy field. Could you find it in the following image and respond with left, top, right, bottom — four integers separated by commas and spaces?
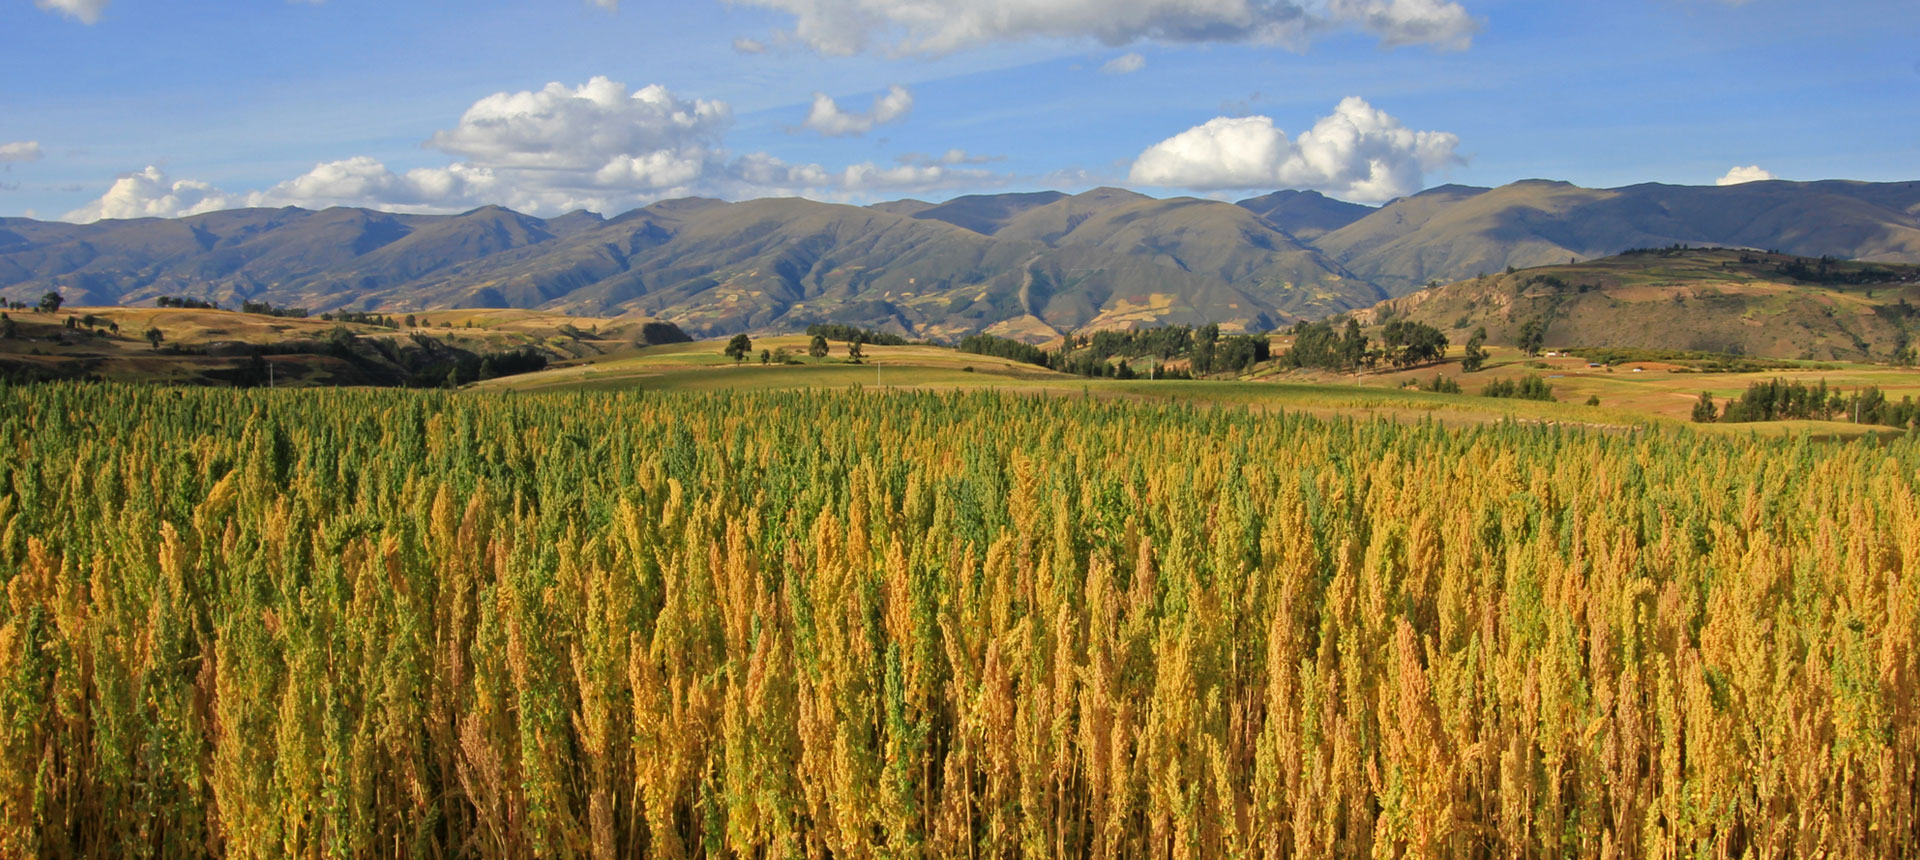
480, 333, 1920, 438
12, 303, 1920, 439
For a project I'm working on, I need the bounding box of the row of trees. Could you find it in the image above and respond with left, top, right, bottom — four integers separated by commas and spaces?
239, 301, 309, 318
1480, 373, 1557, 401
956, 333, 1050, 367
317, 310, 400, 327
1694, 378, 1920, 427
1775, 255, 1906, 286
726, 333, 863, 364
1279, 318, 1450, 372
0, 385, 1915, 857
804, 324, 909, 346
959, 325, 1262, 379
155, 295, 218, 310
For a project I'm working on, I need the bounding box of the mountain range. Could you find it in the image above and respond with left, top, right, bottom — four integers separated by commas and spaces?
3, 178, 1917, 341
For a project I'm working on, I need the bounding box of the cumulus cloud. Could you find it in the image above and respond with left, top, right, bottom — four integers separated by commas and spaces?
428, 77, 729, 173
728, 0, 1478, 55
63, 166, 241, 222
34, 0, 108, 24
733, 37, 768, 53
0, 142, 43, 163
254, 157, 500, 209
1101, 52, 1147, 74
1128, 97, 1461, 202
1715, 164, 1775, 186
63, 77, 1007, 220
801, 85, 914, 136
839, 160, 995, 191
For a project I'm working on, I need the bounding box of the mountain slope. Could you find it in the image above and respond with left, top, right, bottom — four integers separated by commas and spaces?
1235, 190, 1374, 240
0, 195, 1375, 340
1360, 248, 1920, 362
5, 179, 1920, 341
1321, 180, 1920, 295
908, 191, 1068, 235
986, 188, 1374, 319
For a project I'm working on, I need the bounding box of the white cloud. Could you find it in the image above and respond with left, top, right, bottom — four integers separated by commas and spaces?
733, 37, 768, 53
1326, 0, 1479, 49
1716, 164, 1775, 186
939, 148, 998, 164
727, 0, 1479, 55
1128, 97, 1461, 202
427, 77, 730, 172
34, 0, 108, 24
840, 161, 992, 191
1101, 52, 1146, 74
254, 157, 500, 209
801, 85, 914, 136
63, 77, 1006, 220
63, 166, 240, 222
0, 142, 43, 163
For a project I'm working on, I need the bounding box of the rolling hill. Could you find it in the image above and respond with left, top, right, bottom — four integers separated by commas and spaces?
2, 179, 1918, 342
0, 305, 687, 387
1358, 248, 1920, 362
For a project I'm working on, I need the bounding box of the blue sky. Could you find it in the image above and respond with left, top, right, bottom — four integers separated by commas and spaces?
2, 0, 1915, 221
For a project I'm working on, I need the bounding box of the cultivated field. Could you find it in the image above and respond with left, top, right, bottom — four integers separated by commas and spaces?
482, 335, 1920, 438
2, 384, 1915, 857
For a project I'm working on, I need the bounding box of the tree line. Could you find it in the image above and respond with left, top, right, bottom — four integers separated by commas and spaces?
1277, 318, 1452, 372
1694, 377, 1920, 427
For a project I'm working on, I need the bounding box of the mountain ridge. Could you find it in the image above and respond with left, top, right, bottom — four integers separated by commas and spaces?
4, 178, 1917, 341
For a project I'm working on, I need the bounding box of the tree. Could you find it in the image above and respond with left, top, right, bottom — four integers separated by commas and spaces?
145, 327, 164, 350
0, 313, 14, 340
1339, 319, 1368, 370
1517, 318, 1547, 357
38, 291, 63, 313
1462, 328, 1488, 372
759, 349, 771, 365
1691, 391, 1719, 423
404, 314, 417, 328
1382, 320, 1448, 368
847, 336, 865, 364
724, 333, 753, 363
808, 334, 829, 359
